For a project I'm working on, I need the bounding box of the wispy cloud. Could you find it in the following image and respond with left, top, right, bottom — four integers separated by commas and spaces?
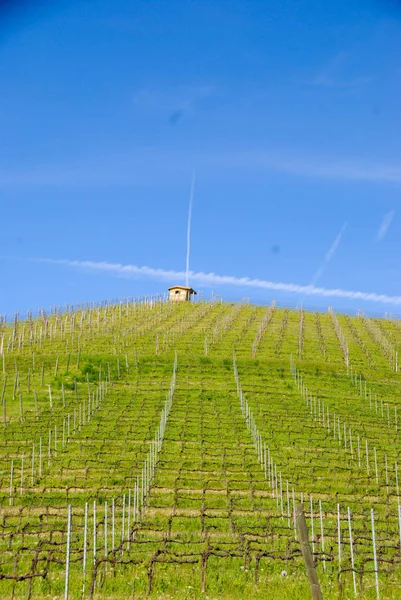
36, 258, 401, 307
3, 152, 401, 187
309, 222, 348, 287
0, 165, 140, 187
306, 52, 372, 90
308, 74, 372, 90
215, 153, 401, 184
133, 84, 213, 108
376, 209, 396, 241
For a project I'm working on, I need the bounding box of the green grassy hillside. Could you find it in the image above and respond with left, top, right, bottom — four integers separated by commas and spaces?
0, 299, 400, 599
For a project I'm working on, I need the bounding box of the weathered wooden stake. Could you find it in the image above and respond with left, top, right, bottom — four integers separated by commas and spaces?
398, 504, 401, 553
20, 453, 24, 496
112, 498, 115, 551
104, 501, 108, 560
19, 392, 23, 423
9, 460, 14, 506
319, 500, 326, 571
371, 508, 379, 599
295, 503, 322, 600
310, 496, 315, 554
31, 444, 35, 485
347, 507, 357, 596
82, 501, 88, 597
122, 493, 126, 543
93, 500, 97, 565
337, 503, 341, 565
39, 437, 42, 477
34, 389, 38, 419
2, 377, 7, 430
65, 504, 72, 600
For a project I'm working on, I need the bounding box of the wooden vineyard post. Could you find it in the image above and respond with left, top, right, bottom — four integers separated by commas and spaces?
65, 504, 72, 600
295, 503, 323, 600
122, 493, 126, 544
9, 460, 14, 506
104, 501, 108, 564
319, 500, 325, 571
371, 509, 379, 599
19, 392, 23, 423
1, 377, 6, 431
39, 438, 42, 477
111, 499, 115, 551
127, 489, 131, 547
347, 507, 357, 596
82, 501, 88, 598
31, 444, 35, 485
310, 497, 315, 554
93, 500, 97, 566
337, 504, 341, 566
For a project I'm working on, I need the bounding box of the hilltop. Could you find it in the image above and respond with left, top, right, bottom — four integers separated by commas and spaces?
0, 299, 400, 599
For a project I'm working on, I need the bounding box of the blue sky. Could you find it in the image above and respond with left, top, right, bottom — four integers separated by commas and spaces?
0, 0, 400, 317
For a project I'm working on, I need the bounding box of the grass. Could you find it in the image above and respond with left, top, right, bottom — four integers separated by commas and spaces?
0, 300, 400, 598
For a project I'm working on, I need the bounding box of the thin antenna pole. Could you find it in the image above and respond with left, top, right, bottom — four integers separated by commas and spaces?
186, 171, 195, 288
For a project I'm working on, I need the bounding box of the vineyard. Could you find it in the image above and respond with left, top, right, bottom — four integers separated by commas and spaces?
0, 298, 401, 598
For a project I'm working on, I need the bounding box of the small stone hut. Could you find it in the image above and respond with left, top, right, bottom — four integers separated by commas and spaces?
168, 285, 197, 302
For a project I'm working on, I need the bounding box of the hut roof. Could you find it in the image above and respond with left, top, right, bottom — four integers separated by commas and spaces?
168, 285, 197, 294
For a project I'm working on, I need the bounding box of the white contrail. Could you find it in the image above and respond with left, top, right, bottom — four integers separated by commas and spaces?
377, 209, 395, 241
186, 172, 195, 287
309, 222, 348, 287
36, 258, 401, 306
